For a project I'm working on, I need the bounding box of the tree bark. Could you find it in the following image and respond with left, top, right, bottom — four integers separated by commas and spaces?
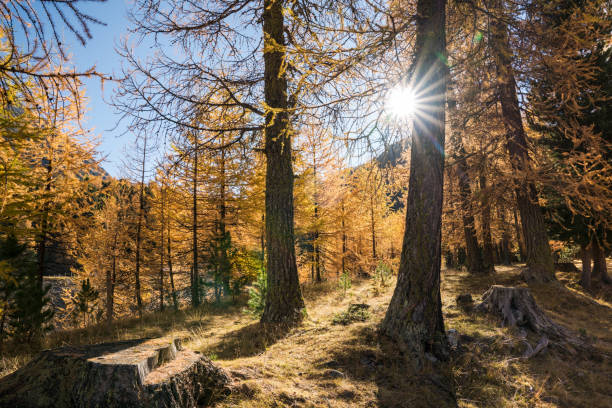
167, 220, 178, 311
448, 100, 488, 274
107, 234, 117, 324
381, 4, 454, 400
498, 206, 512, 265
341, 199, 346, 277
37, 159, 52, 291
592, 239, 611, 284
370, 194, 377, 261
134, 137, 146, 318
490, 3, 555, 282
313, 161, 322, 283
260, 214, 265, 269
512, 205, 526, 261
579, 243, 591, 290
219, 147, 231, 296
479, 173, 496, 271
260, 0, 304, 324
159, 185, 166, 312
191, 140, 200, 307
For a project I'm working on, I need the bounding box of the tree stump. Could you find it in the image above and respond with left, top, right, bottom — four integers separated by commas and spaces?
476, 285, 588, 356
0, 338, 231, 408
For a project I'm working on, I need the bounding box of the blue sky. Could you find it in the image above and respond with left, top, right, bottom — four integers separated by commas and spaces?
63, 0, 132, 177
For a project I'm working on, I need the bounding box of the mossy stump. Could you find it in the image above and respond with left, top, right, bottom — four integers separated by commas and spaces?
0, 338, 231, 408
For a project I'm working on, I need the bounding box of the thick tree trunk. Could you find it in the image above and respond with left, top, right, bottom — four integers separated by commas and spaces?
260, 0, 304, 324
381, 3, 455, 403
490, 5, 555, 282
592, 239, 611, 284
579, 243, 592, 290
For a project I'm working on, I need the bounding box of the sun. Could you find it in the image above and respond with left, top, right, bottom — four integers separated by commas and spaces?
387, 86, 417, 119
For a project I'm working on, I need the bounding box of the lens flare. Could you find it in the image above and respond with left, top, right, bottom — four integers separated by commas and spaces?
387, 86, 417, 118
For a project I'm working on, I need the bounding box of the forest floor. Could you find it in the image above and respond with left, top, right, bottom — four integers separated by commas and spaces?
1, 264, 611, 407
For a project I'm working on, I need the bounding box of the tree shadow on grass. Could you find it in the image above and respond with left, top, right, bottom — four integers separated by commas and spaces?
325, 325, 456, 408
204, 322, 293, 360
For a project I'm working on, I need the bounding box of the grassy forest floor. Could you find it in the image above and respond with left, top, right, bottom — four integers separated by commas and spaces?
1, 265, 611, 407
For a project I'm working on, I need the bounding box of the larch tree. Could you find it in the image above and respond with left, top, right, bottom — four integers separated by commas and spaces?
380, 0, 455, 403
486, 0, 556, 282
114, 0, 363, 322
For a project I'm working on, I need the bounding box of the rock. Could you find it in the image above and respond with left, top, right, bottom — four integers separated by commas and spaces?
323, 369, 345, 379
0, 338, 231, 407
446, 329, 460, 350
455, 294, 473, 310
332, 303, 370, 325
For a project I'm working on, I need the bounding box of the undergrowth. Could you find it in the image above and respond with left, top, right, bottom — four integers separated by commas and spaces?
1, 265, 611, 408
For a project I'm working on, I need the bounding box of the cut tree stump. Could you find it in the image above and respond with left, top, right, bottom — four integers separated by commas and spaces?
476, 285, 588, 357
0, 338, 231, 408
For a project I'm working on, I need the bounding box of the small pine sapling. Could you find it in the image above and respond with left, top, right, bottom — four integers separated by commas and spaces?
338, 271, 352, 297
72, 278, 99, 327
247, 269, 267, 317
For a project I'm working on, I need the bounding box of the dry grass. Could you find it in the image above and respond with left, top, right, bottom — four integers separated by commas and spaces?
1, 265, 611, 407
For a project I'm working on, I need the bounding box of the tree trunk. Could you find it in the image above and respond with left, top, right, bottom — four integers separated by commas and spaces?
159, 186, 166, 312
490, 3, 555, 282
341, 199, 346, 277
167, 221, 178, 311
37, 160, 52, 291
592, 239, 611, 284
313, 162, 322, 283
191, 142, 200, 307
381, 4, 454, 403
260, 214, 265, 270
107, 234, 117, 324
219, 147, 231, 296
134, 138, 146, 318
370, 195, 377, 261
260, 0, 304, 324
479, 172, 495, 271
448, 103, 488, 274
512, 205, 526, 261
498, 206, 512, 265
579, 243, 591, 290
